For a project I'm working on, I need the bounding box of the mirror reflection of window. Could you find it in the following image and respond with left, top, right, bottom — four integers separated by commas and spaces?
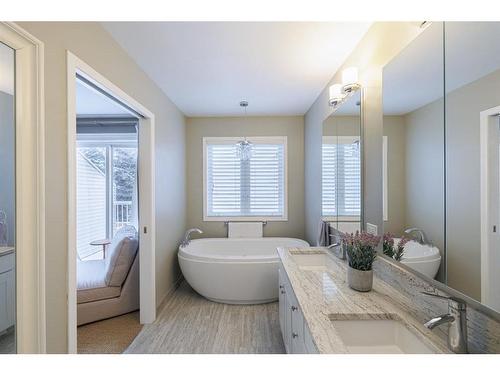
322, 90, 362, 235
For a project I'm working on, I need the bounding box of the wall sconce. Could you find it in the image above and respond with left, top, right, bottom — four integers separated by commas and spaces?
328, 83, 344, 107
342, 67, 360, 93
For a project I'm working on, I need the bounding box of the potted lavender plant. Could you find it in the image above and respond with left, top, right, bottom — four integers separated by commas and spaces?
342, 231, 380, 292
383, 233, 409, 261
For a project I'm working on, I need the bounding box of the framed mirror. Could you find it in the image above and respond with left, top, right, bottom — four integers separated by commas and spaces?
322, 89, 362, 242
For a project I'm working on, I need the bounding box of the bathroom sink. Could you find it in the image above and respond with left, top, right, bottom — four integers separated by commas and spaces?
330, 318, 435, 354
290, 252, 329, 271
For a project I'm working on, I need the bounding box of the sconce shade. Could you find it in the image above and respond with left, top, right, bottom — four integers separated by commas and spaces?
329, 83, 344, 106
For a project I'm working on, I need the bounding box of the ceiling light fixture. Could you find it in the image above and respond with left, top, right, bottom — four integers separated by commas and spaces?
236, 100, 253, 161
341, 67, 360, 94
328, 66, 361, 108
328, 83, 345, 107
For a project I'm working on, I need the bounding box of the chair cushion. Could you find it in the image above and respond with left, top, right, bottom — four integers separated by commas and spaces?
77, 260, 121, 304
105, 226, 139, 287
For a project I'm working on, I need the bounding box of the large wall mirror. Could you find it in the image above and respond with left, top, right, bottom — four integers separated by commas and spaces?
0, 41, 16, 353
383, 21, 500, 316
322, 89, 362, 242
382, 22, 445, 281
445, 22, 500, 313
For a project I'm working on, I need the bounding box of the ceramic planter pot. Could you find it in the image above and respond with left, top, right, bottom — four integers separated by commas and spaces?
347, 266, 373, 292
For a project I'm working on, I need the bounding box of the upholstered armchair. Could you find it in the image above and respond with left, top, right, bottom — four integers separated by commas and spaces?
77, 225, 139, 326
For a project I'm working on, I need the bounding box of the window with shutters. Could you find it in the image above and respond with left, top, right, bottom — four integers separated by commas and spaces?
322, 135, 388, 220
203, 136, 288, 221
322, 136, 361, 219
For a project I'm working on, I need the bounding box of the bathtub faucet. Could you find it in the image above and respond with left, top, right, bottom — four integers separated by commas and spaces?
404, 227, 431, 246
181, 228, 203, 248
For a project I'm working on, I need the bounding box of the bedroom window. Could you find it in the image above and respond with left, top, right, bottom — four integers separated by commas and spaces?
203, 136, 287, 221
76, 133, 138, 260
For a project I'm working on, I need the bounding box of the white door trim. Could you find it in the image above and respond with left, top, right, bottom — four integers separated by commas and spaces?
0, 22, 46, 353
480, 105, 500, 306
66, 51, 156, 353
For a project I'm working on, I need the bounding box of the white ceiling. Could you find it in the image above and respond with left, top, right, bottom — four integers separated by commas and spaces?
76, 78, 132, 116
102, 22, 372, 117
383, 22, 500, 115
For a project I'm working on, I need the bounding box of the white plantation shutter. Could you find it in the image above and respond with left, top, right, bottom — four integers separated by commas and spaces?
205, 137, 286, 219
322, 136, 361, 217
249, 144, 285, 216
207, 144, 241, 215
322, 142, 337, 217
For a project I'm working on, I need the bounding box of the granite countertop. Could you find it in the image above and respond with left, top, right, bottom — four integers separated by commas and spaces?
0, 246, 15, 256
277, 246, 451, 354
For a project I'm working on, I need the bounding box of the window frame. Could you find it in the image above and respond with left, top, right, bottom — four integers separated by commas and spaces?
76, 133, 138, 244
203, 136, 288, 222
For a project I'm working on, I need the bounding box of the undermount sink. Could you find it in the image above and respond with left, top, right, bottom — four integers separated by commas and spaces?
330, 318, 436, 354
290, 252, 329, 270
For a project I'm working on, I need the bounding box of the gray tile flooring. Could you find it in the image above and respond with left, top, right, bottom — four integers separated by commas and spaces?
125, 282, 285, 354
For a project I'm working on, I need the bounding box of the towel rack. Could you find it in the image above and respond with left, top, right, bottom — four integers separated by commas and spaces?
223, 221, 268, 226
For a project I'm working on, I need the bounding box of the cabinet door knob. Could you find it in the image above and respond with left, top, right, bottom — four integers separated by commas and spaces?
292, 333, 298, 339
279, 284, 284, 289
280, 290, 286, 294
291, 306, 298, 311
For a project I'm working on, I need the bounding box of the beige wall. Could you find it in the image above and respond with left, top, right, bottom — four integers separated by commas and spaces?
18, 22, 187, 353
323, 115, 359, 136
404, 99, 445, 254
396, 100, 446, 282
385, 102, 446, 281
383, 116, 406, 236
383, 69, 500, 299
305, 22, 423, 245
446, 69, 500, 300
186, 116, 305, 240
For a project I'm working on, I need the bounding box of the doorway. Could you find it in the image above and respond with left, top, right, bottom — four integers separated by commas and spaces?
0, 22, 45, 354
67, 52, 156, 353
480, 105, 500, 311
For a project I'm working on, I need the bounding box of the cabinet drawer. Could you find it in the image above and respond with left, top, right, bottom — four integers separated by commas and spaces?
304, 323, 319, 354
0, 269, 15, 332
291, 304, 306, 353
0, 253, 14, 274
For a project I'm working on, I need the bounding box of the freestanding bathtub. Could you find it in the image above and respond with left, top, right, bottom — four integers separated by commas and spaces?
178, 237, 309, 304
394, 238, 442, 279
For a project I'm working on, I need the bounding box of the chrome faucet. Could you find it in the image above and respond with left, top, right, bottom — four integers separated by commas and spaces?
181, 228, 203, 247
422, 291, 468, 353
404, 228, 431, 245
328, 234, 346, 260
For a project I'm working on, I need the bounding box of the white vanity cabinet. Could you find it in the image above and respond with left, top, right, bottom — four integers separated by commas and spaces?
278, 265, 319, 354
0, 251, 15, 333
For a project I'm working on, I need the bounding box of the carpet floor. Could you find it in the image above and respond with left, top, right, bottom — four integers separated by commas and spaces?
77, 311, 142, 354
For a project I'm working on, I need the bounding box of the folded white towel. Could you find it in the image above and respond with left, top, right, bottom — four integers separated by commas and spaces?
227, 222, 263, 238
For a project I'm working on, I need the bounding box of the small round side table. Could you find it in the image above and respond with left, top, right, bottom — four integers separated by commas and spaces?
90, 239, 111, 259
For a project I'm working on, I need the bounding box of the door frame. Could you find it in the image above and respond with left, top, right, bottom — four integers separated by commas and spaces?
66, 51, 156, 353
0, 22, 46, 353
480, 104, 500, 307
